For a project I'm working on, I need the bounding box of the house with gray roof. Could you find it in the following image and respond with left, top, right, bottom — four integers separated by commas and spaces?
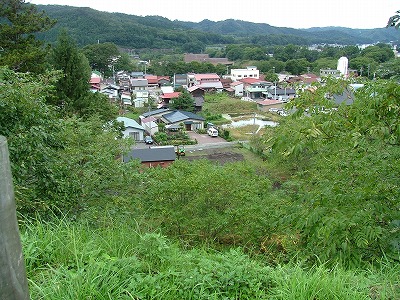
130, 78, 148, 91
161, 110, 205, 131
140, 108, 171, 120
123, 146, 176, 168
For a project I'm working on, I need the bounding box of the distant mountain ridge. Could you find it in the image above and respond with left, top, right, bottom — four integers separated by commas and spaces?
35, 5, 400, 49
176, 19, 400, 44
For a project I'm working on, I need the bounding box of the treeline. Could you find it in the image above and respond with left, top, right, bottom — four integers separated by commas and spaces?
145, 43, 398, 80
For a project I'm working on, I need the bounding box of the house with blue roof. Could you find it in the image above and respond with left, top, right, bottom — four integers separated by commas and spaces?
116, 117, 145, 141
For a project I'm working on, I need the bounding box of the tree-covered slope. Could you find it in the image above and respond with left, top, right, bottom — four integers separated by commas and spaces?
35, 5, 234, 49
177, 19, 400, 44
34, 4, 399, 49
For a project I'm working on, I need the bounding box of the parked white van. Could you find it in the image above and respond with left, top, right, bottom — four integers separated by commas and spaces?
207, 127, 218, 137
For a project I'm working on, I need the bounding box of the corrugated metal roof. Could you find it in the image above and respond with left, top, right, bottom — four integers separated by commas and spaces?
162, 110, 205, 123
141, 108, 171, 118
194, 73, 220, 81
198, 82, 223, 89
160, 92, 181, 99
116, 117, 144, 130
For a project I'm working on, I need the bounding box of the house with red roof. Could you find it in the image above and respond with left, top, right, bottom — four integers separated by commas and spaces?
158, 92, 181, 108
144, 75, 158, 89
157, 76, 171, 87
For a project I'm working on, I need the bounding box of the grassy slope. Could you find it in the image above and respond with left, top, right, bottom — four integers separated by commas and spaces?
23, 217, 400, 299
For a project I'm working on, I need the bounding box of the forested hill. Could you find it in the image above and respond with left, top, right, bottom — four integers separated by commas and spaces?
177, 19, 400, 44
36, 5, 399, 49
35, 5, 234, 50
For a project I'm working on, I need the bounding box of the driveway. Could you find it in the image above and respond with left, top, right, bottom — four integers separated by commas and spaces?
187, 131, 226, 145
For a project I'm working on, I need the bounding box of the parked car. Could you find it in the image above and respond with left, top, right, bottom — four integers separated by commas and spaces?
144, 136, 153, 144
207, 127, 219, 137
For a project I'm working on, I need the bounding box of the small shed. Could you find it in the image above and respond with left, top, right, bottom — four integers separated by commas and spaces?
123, 146, 176, 168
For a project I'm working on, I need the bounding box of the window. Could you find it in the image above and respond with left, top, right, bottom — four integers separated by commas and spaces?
129, 132, 140, 140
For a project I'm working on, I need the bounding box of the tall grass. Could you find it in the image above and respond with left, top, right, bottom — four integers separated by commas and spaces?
21, 216, 400, 299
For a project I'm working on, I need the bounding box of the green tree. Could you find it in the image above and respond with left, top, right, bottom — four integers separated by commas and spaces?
264, 72, 279, 82
0, 67, 128, 215
376, 59, 400, 80
349, 56, 378, 78
387, 10, 400, 28
285, 58, 310, 75
113, 52, 136, 73
170, 91, 195, 112
361, 44, 395, 63
0, 0, 55, 73
262, 78, 400, 265
82, 42, 120, 77
311, 57, 337, 73
50, 29, 91, 113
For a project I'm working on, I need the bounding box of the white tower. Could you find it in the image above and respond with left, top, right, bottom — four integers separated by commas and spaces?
337, 57, 348, 77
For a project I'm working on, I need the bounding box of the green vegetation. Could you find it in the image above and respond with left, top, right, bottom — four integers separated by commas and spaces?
0, 0, 56, 73
23, 217, 400, 299
203, 93, 257, 115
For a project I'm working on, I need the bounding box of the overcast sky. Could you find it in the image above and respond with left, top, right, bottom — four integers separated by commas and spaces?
29, 0, 399, 29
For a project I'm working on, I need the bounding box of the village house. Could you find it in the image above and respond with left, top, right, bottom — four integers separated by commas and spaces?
187, 86, 205, 112
120, 92, 132, 106
161, 110, 205, 131
188, 73, 223, 92
173, 74, 188, 88
230, 81, 244, 97
123, 146, 176, 168
243, 80, 273, 100
256, 99, 284, 112
140, 108, 171, 123
144, 75, 159, 89
117, 116, 145, 141
89, 71, 102, 92
158, 92, 181, 108
141, 116, 159, 136
130, 78, 148, 91
157, 76, 171, 87
267, 86, 296, 101
132, 89, 149, 108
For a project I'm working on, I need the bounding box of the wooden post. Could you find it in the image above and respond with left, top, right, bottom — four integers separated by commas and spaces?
0, 136, 30, 300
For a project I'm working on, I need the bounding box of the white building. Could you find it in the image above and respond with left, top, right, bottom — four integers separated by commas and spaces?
230, 66, 259, 81
116, 117, 145, 141
337, 57, 349, 77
